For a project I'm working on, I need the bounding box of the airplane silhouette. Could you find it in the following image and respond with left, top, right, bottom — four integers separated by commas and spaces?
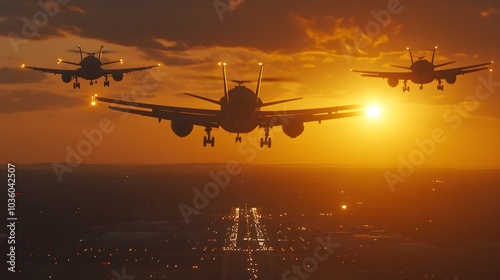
351, 47, 492, 92
22, 45, 160, 89
93, 63, 368, 148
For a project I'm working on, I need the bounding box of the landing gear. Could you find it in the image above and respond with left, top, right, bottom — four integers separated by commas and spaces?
235, 134, 242, 143
437, 79, 444, 91
203, 126, 215, 147
104, 76, 110, 87
73, 77, 80, 89
260, 127, 272, 148
419, 84, 423, 90
90, 80, 94, 85
402, 80, 410, 92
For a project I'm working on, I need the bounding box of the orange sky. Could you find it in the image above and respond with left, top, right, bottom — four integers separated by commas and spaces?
1, 0, 499, 168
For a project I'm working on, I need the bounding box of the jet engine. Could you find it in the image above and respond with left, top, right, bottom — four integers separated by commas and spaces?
387, 78, 399, 87
445, 76, 456, 84
112, 73, 124, 81
61, 73, 72, 83
171, 120, 193, 137
282, 121, 304, 138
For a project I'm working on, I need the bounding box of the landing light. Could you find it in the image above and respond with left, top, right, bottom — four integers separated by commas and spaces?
120, 59, 124, 64
21, 64, 25, 68
366, 106, 381, 119
57, 58, 62, 64
91, 94, 98, 106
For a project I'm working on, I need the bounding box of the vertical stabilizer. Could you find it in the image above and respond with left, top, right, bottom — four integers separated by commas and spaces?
219, 62, 229, 104
77, 45, 83, 61
99, 46, 104, 61
431, 46, 437, 64
255, 63, 263, 104
407, 47, 414, 64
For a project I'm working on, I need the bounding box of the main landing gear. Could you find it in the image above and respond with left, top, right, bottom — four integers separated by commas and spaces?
203, 126, 215, 147
437, 79, 444, 91
235, 133, 242, 143
402, 80, 410, 92
260, 127, 272, 148
73, 77, 80, 89
104, 76, 110, 87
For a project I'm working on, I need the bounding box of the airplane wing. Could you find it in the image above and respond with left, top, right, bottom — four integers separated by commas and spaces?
256, 104, 364, 127
351, 69, 413, 80
22, 65, 78, 76
102, 64, 159, 75
94, 96, 220, 128
434, 62, 492, 78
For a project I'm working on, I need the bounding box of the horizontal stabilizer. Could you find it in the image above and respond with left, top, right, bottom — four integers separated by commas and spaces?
434, 61, 456, 68
102, 60, 123, 66
390, 64, 411, 70
258, 97, 302, 108
184, 93, 221, 105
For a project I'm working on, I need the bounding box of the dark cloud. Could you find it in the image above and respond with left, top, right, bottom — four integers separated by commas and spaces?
0, 67, 47, 83
142, 49, 209, 66
0, 0, 416, 54
1, 0, 497, 64
0, 89, 84, 113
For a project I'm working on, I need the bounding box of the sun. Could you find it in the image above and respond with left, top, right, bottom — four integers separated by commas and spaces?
366, 106, 381, 119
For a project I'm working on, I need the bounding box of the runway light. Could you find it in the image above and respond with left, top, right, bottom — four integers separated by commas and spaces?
341, 204, 347, 210
366, 106, 381, 119
91, 101, 96, 106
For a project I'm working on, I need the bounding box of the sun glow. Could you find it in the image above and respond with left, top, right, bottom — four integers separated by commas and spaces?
366, 106, 381, 119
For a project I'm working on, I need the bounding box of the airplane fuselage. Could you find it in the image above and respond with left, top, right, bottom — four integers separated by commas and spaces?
410, 60, 435, 84
76, 56, 104, 80
218, 85, 262, 133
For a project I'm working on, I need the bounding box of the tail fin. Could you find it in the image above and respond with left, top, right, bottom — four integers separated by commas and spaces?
99, 46, 104, 61
407, 47, 414, 64
431, 46, 437, 64
77, 45, 83, 61
219, 62, 229, 105
255, 63, 263, 104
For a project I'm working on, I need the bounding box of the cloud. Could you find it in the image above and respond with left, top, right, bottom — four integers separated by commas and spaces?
0, 67, 46, 83
0, 89, 84, 113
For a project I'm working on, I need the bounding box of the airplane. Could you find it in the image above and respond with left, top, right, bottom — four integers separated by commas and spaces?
93, 63, 370, 148
351, 47, 492, 92
21, 45, 160, 89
